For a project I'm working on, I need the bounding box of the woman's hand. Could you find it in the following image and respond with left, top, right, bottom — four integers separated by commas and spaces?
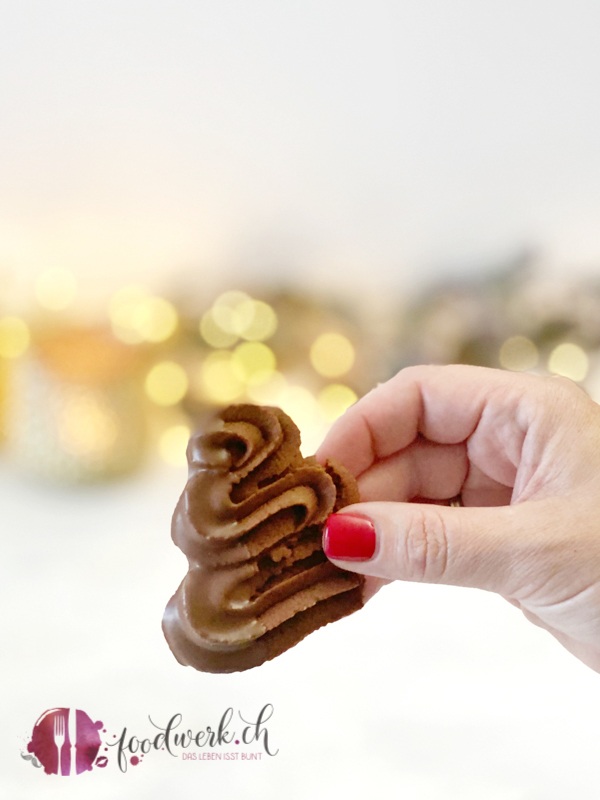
317, 364, 600, 672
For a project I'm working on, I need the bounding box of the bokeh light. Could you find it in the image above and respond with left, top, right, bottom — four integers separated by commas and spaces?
318, 384, 358, 422
195, 351, 245, 404
231, 342, 277, 384
144, 361, 189, 406
547, 342, 589, 382
310, 332, 355, 378
199, 309, 239, 348
109, 286, 178, 344
0, 317, 30, 359
59, 395, 118, 457
241, 300, 278, 341
499, 335, 539, 371
211, 291, 253, 336
159, 424, 190, 467
109, 285, 147, 343
278, 385, 321, 448
200, 292, 278, 347
135, 296, 178, 343
245, 370, 288, 404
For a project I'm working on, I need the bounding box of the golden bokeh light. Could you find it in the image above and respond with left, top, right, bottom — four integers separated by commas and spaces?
241, 300, 278, 341
245, 370, 287, 404
35, 268, 77, 311
211, 290, 252, 335
59, 396, 118, 457
109, 286, 178, 344
0, 317, 31, 359
231, 342, 277, 384
195, 350, 245, 404
203, 291, 279, 344
278, 384, 320, 443
144, 361, 189, 406
499, 335, 539, 371
159, 424, 190, 467
135, 296, 178, 343
109, 285, 149, 344
318, 384, 358, 422
310, 332, 355, 378
199, 309, 238, 348
547, 342, 589, 382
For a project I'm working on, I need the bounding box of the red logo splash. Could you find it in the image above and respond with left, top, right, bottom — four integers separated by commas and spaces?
26, 707, 103, 776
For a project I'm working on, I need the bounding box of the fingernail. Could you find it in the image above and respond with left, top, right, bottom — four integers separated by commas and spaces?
323, 513, 377, 561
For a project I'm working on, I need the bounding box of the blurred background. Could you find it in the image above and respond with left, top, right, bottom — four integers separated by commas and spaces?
3, 2, 600, 798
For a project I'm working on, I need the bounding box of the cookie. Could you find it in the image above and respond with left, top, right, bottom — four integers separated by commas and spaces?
162, 404, 364, 672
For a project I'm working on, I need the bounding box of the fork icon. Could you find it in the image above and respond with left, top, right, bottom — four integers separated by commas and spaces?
53, 713, 66, 776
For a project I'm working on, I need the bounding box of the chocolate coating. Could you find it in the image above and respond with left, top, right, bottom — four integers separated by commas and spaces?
162, 404, 364, 672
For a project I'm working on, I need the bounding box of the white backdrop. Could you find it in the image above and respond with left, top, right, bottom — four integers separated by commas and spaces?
1, 0, 600, 302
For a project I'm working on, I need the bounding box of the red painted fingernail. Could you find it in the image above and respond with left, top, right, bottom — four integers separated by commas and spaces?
323, 513, 376, 561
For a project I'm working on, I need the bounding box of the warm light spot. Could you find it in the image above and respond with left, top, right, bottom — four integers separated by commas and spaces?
246, 371, 287, 404
226, 296, 257, 336
199, 309, 239, 348
277, 385, 325, 455
0, 317, 30, 359
135, 296, 178, 343
35, 268, 77, 311
201, 292, 278, 346
145, 361, 188, 406
211, 290, 253, 335
196, 351, 245, 404
231, 342, 276, 384
159, 424, 190, 467
278, 384, 321, 446
59, 395, 118, 457
109, 286, 178, 343
547, 343, 589, 382
278, 384, 317, 417
240, 300, 278, 341
318, 384, 358, 422
310, 332, 355, 378
499, 336, 539, 371
109, 285, 149, 344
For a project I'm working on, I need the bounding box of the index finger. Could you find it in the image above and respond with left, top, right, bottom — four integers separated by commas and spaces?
316, 363, 530, 477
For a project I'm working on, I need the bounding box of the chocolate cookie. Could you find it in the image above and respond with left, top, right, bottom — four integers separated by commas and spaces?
162, 404, 364, 672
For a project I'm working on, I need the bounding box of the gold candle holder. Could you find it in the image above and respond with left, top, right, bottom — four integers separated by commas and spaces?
6, 325, 148, 482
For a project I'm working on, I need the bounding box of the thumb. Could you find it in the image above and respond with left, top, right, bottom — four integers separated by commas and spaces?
322, 500, 543, 595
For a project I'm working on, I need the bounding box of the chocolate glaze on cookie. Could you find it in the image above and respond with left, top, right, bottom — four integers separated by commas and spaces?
162, 404, 364, 673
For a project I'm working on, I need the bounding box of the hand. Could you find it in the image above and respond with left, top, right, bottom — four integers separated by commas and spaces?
317, 364, 600, 672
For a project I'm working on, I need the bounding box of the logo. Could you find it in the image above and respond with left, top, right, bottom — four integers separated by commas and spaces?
23, 707, 105, 776
21, 704, 278, 776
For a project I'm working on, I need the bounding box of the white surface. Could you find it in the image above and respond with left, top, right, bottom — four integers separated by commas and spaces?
2, 0, 600, 303
2, 457, 600, 799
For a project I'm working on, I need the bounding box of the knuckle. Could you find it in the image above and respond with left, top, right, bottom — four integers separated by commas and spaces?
544, 373, 587, 402
402, 508, 450, 582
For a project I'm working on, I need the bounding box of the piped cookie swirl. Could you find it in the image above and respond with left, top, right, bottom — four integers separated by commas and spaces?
162, 404, 364, 673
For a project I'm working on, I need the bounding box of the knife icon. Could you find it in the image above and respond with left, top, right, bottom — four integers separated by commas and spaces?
67, 708, 77, 776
